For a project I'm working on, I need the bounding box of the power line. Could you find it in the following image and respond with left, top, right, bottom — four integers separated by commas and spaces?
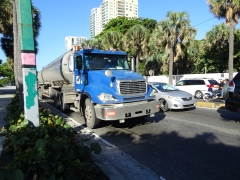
192, 17, 216, 27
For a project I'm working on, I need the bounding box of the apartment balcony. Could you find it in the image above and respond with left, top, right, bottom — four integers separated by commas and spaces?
117, 12, 125, 16
118, 9, 125, 13
118, 6, 125, 10
117, 1, 125, 5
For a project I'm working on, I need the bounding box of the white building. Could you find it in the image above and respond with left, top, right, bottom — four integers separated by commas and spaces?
90, 7, 102, 39
90, 0, 138, 38
65, 36, 87, 51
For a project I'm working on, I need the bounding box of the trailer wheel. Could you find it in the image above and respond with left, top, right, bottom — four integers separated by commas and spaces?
83, 99, 100, 129
59, 93, 70, 112
54, 92, 60, 109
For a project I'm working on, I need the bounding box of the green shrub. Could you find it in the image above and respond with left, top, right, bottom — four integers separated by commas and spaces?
0, 94, 106, 180
3, 94, 24, 131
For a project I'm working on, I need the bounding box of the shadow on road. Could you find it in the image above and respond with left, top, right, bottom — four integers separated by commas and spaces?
217, 108, 240, 122
94, 128, 240, 180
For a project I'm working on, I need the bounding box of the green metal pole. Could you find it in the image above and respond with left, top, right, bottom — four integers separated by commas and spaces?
18, 0, 39, 126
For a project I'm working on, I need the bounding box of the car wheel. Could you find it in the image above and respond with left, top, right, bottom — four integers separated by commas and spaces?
195, 90, 203, 99
159, 99, 168, 112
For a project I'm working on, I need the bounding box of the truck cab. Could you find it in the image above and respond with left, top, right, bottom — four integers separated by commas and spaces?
38, 48, 160, 129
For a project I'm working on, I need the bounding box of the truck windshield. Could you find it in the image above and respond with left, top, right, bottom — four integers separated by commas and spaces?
84, 54, 130, 70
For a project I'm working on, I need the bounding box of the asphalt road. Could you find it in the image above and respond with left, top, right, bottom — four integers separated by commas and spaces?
1, 86, 239, 180
41, 97, 240, 180
0, 86, 16, 94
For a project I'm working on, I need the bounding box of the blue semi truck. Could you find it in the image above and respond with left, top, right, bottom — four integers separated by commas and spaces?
37, 46, 160, 128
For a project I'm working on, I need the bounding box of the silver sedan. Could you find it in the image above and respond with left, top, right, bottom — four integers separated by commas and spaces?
148, 82, 196, 112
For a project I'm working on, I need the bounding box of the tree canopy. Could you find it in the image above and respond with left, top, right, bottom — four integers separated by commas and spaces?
96, 17, 157, 38
0, 0, 41, 59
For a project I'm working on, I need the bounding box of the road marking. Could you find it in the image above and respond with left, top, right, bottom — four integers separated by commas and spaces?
170, 116, 240, 136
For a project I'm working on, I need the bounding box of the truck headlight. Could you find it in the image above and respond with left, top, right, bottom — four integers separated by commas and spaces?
98, 93, 116, 101
167, 96, 181, 101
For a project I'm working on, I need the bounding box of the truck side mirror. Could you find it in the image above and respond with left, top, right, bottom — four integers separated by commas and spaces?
68, 55, 74, 72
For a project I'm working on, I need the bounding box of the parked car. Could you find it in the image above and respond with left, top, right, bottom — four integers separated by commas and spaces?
148, 82, 195, 112
175, 78, 219, 99
225, 72, 240, 111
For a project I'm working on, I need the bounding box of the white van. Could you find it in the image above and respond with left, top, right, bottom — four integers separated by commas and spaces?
175, 78, 219, 99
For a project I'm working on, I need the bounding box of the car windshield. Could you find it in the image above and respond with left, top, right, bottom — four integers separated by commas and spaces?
153, 83, 178, 92
84, 54, 130, 70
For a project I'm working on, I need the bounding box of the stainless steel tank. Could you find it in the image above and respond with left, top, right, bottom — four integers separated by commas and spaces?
37, 49, 75, 85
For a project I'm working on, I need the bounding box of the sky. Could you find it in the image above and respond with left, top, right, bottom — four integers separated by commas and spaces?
0, 0, 240, 71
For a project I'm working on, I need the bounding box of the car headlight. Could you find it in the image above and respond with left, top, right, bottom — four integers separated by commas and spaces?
167, 96, 181, 101
98, 93, 117, 102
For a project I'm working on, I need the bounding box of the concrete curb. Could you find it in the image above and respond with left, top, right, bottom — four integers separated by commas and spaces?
196, 102, 225, 109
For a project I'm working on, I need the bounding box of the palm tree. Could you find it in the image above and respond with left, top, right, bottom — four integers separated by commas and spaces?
91, 38, 104, 50
81, 39, 94, 48
151, 11, 196, 84
124, 24, 150, 73
101, 31, 123, 50
207, 0, 240, 80
205, 23, 229, 48
204, 23, 230, 72
0, 0, 12, 34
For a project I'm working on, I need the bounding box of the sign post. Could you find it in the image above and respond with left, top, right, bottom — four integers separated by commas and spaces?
18, 0, 39, 126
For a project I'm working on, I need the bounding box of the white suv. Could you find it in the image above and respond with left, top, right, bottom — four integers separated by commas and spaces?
175, 78, 219, 99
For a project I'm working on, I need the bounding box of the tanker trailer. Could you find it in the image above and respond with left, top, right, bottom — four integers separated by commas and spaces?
37, 46, 160, 129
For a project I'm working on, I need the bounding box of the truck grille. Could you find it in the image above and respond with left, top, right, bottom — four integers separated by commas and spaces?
118, 80, 147, 95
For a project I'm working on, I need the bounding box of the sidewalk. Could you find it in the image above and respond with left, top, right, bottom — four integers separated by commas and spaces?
0, 92, 14, 155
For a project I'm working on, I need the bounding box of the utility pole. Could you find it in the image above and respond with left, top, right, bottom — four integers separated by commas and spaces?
18, 0, 39, 126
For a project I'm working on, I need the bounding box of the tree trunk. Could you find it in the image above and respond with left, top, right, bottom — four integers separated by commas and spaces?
136, 53, 139, 73
13, 0, 19, 93
228, 19, 234, 80
168, 47, 174, 85
13, 0, 24, 107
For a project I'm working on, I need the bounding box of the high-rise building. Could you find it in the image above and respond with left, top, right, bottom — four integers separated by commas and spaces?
90, 7, 102, 39
65, 36, 87, 51
90, 0, 138, 38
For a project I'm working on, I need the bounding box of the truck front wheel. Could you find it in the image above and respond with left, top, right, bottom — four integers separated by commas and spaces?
83, 99, 101, 129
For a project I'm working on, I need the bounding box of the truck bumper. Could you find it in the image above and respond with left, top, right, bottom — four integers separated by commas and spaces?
94, 100, 160, 121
